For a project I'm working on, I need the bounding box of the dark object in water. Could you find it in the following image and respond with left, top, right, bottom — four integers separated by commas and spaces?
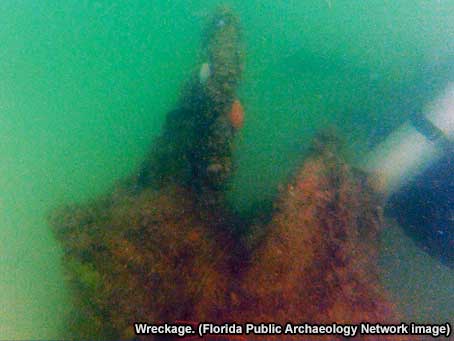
387, 151, 454, 268
136, 6, 244, 207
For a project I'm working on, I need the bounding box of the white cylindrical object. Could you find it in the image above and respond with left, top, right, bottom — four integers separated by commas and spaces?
426, 83, 454, 139
363, 82, 453, 196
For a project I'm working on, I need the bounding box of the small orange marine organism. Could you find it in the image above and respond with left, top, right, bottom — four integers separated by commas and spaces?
228, 99, 244, 130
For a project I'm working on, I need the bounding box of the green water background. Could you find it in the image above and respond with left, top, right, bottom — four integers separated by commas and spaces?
0, 1, 453, 338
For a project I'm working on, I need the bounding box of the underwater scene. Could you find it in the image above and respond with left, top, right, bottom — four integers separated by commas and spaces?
0, 1, 453, 340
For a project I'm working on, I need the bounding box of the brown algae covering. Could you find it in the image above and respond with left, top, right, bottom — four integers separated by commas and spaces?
227, 133, 415, 340
52, 185, 233, 340
51, 7, 410, 341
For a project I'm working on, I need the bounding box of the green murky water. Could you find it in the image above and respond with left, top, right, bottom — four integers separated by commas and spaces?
0, 1, 453, 338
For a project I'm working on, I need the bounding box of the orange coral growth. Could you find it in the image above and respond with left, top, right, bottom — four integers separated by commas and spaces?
228, 99, 244, 129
